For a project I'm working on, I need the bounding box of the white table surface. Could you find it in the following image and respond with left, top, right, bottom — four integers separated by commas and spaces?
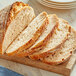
0, 0, 76, 76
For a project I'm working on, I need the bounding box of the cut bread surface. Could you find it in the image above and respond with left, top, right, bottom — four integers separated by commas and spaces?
6, 2, 28, 28
0, 5, 11, 32
6, 12, 49, 55
15, 14, 59, 57
0, 6, 11, 54
41, 27, 76, 65
2, 2, 35, 54
29, 14, 59, 51
0, 6, 10, 32
29, 18, 70, 60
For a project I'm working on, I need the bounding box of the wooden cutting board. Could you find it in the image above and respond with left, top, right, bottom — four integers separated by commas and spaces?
0, 53, 76, 76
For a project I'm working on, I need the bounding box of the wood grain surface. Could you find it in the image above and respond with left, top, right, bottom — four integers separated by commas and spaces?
0, 54, 76, 76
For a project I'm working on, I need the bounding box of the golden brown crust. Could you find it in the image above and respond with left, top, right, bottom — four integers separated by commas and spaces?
1, 2, 29, 54
14, 14, 59, 57
29, 37, 68, 60
29, 15, 59, 51
42, 55, 71, 65
29, 19, 70, 60
41, 45, 75, 65
6, 2, 28, 30
41, 27, 76, 65
7, 13, 49, 56
0, 6, 11, 54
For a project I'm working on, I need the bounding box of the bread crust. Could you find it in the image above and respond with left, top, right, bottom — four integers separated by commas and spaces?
6, 12, 49, 56
42, 55, 71, 65
0, 6, 11, 54
41, 27, 76, 65
6, 2, 28, 30
14, 14, 59, 57
29, 15, 59, 52
29, 19, 70, 60
29, 37, 68, 60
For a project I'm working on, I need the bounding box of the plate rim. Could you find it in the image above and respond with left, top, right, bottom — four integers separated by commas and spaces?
48, 0, 76, 3
37, 0, 76, 9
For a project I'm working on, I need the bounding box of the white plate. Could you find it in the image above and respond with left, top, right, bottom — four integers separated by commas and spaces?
37, 0, 76, 9
43, 0, 76, 6
48, 0, 76, 3
43, 0, 76, 5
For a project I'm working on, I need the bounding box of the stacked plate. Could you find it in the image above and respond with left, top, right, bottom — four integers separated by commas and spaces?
37, 0, 76, 9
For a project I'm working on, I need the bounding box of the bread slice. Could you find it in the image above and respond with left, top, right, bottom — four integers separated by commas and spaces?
0, 6, 11, 54
2, 2, 35, 54
29, 14, 59, 52
15, 14, 59, 57
41, 27, 76, 65
6, 2, 28, 29
0, 5, 11, 32
6, 12, 49, 55
29, 18, 70, 60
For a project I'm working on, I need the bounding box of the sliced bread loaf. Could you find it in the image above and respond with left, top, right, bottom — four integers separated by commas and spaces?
41, 27, 76, 65
29, 18, 70, 60
15, 14, 59, 57
6, 12, 49, 55
2, 2, 35, 54
0, 6, 11, 54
